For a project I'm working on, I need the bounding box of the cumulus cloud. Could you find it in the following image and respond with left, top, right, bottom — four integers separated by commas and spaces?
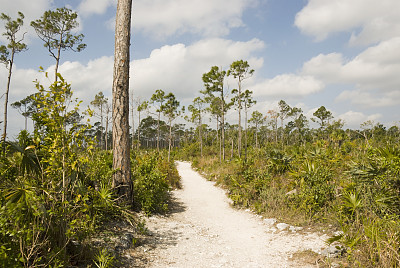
78, 0, 115, 17
132, 38, 265, 98
0, 0, 53, 43
251, 74, 324, 98
132, 0, 258, 38
302, 37, 400, 107
2, 37, 265, 136
295, 0, 400, 45
337, 111, 382, 129
56, 56, 114, 101
336, 90, 400, 108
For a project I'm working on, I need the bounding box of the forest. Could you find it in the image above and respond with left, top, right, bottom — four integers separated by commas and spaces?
1, 4, 400, 268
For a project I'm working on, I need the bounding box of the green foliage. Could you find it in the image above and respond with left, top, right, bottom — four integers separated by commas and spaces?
289, 160, 335, 217
132, 152, 180, 215
0, 75, 136, 266
94, 248, 115, 268
188, 136, 400, 266
0, 11, 27, 65
30, 7, 86, 57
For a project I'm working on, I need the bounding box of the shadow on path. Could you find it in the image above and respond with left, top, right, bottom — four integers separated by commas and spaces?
128, 191, 187, 267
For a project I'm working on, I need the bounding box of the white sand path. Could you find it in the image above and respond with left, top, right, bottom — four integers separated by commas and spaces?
139, 161, 328, 268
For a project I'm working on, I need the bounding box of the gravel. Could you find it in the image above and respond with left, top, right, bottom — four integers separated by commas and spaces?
130, 161, 329, 267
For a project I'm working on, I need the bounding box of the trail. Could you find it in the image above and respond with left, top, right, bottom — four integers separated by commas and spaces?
132, 161, 329, 267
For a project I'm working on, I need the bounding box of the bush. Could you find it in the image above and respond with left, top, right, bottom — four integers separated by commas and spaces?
132, 152, 180, 215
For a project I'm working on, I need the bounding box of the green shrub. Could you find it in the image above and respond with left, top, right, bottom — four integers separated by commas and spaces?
132, 152, 171, 215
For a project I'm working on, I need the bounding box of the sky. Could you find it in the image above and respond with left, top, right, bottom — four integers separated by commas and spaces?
0, 0, 399, 139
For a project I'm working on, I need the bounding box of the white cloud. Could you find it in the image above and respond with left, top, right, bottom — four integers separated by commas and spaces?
132, 0, 258, 38
301, 53, 343, 83
251, 74, 324, 98
0, 0, 53, 43
56, 56, 114, 102
337, 111, 382, 129
78, 0, 115, 17
302, 37, 400, 108
336, 90, 400, 108
2, 38, 264, 114
132, 38, 265, 99
295, 0, 400, 45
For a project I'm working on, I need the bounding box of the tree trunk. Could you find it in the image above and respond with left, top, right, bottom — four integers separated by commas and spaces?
2, 51, 14, 144
199, 116, 203, 157
130, 93, 135, 150
168, 120, 172, 161
112, 0, 132, 202
244, 106, 248, 160
255, 123, 259, 149
105, 113, 109, 150
157, 111, 160, 152
55, 41, 61, 81
221, 93, 225, 161
137, 111, 141, 149
238, 78, 242, 158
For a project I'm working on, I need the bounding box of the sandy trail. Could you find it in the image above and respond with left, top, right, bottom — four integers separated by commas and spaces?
134, 161, 328, 267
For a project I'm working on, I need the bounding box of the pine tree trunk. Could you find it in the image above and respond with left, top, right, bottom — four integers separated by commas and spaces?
244, 106, 248, 160
238, 78, 242, 158
2, 51, 14, 144
112, 0, 132, 202
168, 120, 172, 161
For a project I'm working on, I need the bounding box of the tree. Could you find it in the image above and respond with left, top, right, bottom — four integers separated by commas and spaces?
278, 100, 291, 144
267, 109, 278, 143
104, 101, 111, 150
227, 60, 254, 157
242, 89, 256, 159
1, 11, 27, 143
150, 89, 166, 152
161, 92, 182, 161
111, 0, 132, 202
202, 66, 228, 161
249, 110, 264, 148
312, 106, 333, 129
11, 95, 34, 130
31, 7, 86, 81
186, 96, 205, 157
136, 99, 149, 149
288, 107, 308, 144
91, 92, 107, 149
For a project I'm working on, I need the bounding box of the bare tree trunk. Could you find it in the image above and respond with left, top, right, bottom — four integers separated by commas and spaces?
100, 104, 103, 149
130, 91, 134, 150
231, 138, 234, 158
255, 123, 259, 149
2, 50, 14, 144
244, 105, 248, 160
221, 94, 225, 161
199, 118, 203, 157
112, 0, 132, 202
168, 120, 172, 161
238, 78, 242, 158
105, 112, 109, 150
137, 110, 141, 149
157, 111, 160, 152
55, 42, 61, 81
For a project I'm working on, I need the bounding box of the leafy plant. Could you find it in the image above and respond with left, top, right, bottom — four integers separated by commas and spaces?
94, 249, 115, 268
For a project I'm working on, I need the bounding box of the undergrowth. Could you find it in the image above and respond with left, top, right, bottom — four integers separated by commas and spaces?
188, 140, 400, 267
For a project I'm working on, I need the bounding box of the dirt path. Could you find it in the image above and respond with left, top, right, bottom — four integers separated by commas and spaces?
132, 161, 329, 267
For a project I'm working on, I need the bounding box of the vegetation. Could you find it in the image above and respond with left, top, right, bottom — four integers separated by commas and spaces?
31, 7, 86, 82
0, 11, 27, 144
0, 74, 180, 266
181, 117, 400, 267
1, 4, 398, 268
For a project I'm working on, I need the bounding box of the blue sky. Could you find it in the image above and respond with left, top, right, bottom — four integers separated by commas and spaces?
1, 0, 399, 138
